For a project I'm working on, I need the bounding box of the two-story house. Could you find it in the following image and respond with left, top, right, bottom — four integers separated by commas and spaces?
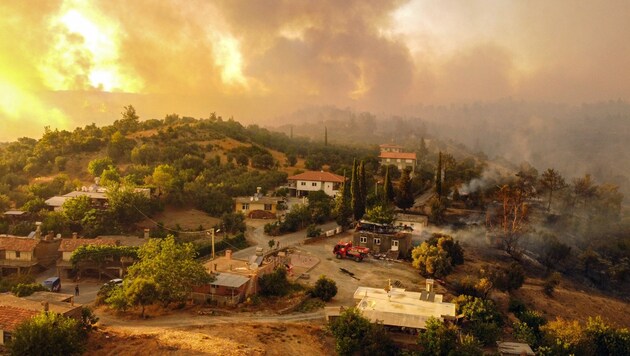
0, 235, 61, 276
57, 237, 120, 279
287, 171, 346, 197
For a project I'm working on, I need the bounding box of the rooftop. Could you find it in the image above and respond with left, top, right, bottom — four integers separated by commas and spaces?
0, 236, 39, 252
0, 305, 38, 331
211, 272, 250, 288
288, 171, 345, 183
3, 210, 27, 216
0, 293, 81, 317
379, 143, 403, 149
379, 152, 417, 160
58, 238, 118, 252
352, 286, 456, 329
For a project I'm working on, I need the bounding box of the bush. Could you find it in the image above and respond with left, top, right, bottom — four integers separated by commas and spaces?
486, 262, 525, 292
311, 275, 338, 302
328, 308, 398, 356
508, 298, 527, 315
468, 321, 501, 346
11, 283, 47, 297
258, 267, 291, 297
0, 274, 36, 293
543, 272, 561, 297
306, 224, 322, 237
9, 312, 86, 356
454, 295, 502, 325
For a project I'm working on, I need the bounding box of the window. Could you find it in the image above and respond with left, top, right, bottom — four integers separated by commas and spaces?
242, 203, 249, 210
301, 182, 306, 186
360, 236, 367, 244
15, 251, 20, 258
392, 240, 399, 247
3, 331, 11, 344
312, 182, 317, 186
374, 238, 381, 245
264, 204, 272, 211
397, 158, 401, 162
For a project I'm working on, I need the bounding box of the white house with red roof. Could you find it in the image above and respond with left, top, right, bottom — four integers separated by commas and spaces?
287, 171, 346, 197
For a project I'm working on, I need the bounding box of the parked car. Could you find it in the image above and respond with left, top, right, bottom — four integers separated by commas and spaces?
103, 278, 123, 287
42, 277, 61, 292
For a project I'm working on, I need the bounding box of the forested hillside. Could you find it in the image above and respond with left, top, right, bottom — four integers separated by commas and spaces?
0, 106, 376, 237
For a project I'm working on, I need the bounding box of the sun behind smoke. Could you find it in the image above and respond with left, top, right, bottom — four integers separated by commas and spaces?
40, 0, 142, 93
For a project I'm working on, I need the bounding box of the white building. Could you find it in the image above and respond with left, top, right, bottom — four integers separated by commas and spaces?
326, 279, 456, 331
287, 171, 346, 197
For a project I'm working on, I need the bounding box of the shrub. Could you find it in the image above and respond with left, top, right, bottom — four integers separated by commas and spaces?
9, 312, 86, 356
11, 283, 47, 297
328, 308, 398, 356
486, 262, 525, 292
543, 272, 561, 297
468, 321, 501, 346
259, 267, 291, 297
508, 298, 527, 316
311, 275, 338, 302
306, 224, 322, 237
514, 321, 537, 346
418, 317, 458, 355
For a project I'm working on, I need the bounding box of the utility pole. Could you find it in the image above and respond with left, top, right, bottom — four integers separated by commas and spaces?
211, 228, 221, 259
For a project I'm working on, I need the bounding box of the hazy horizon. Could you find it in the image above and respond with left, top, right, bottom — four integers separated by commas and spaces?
1, 0, 629, 141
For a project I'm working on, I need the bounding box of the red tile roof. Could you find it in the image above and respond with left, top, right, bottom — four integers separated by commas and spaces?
0, 305, 37, 331
379, 152, 417, 160
0, 236, 39, 252
287, 171, 346, 183
58, 238, 118, 252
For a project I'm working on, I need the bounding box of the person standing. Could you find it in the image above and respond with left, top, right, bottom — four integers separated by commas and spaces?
75, 284, 79, 296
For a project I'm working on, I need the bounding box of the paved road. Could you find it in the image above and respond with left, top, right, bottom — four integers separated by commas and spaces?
232, 221, 338, 260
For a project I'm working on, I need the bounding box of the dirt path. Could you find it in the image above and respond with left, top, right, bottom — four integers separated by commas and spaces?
97, 309, 326, 332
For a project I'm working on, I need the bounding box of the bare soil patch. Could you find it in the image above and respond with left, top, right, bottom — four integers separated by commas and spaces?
86, 322, 331, 355
138, 207, 220, 231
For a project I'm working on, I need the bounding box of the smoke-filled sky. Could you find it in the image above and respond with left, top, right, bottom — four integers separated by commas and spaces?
1, 0, 629, 141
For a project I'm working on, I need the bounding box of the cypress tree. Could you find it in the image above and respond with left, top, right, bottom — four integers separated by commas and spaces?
396, 169, 415, 212
324, 126, 328, 146
334, 171, 352, 227
383, 166, 395, 203
351, 159, 365, 220
358, 160, 367, 217
436, 151, 443, 197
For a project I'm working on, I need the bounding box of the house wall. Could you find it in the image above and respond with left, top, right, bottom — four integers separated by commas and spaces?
0, 330, 6, 346
62, 251, 73, 261
380, 158, 417, 172
34, 240, 61, 267
294, 180, 339, 197
353, 231, 412, 258
5, 251, 33, 261
235, 202, 277, 214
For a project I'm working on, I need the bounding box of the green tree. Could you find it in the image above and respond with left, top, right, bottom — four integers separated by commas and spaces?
539, 168, 567, 211
418, 317, 458, 356
311, 275, 337, 302
62, 196, 93, 224
328, 308, 397, 356
412, 243, 453, 278
21, 197, 47, 213
87, 157, 114, 177
126, 235, 212, 306
333, 177, 353, 228
151, 164, 179, 198
395, 169, 414, 212
358, 161, 367, 209
100, 167, 121, 186
363, 205, 395, 225
286, 154, 297, 167
0, 194, 11, 212
258, 266, 291, 297
9, 312, 86, 356
125, 278, 159, 318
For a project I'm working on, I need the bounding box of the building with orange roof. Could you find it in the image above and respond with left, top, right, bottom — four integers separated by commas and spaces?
0, 234, 61, 276
378, 145, 417, 174
287, 171, 346, 197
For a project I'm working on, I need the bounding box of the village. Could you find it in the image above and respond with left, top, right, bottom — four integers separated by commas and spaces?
1, 137, 616, 356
